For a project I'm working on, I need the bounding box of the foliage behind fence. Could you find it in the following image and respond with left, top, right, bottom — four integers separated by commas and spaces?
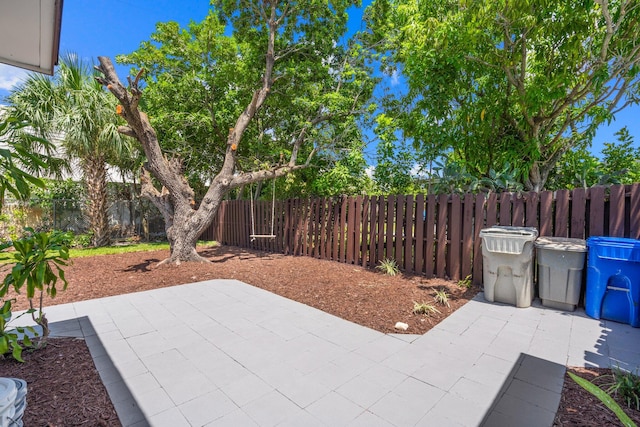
204, 184, 640, 285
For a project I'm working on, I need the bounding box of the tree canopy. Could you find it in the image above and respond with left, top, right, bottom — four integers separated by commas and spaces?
97, 0, 375, 262
366, 0, 640, 191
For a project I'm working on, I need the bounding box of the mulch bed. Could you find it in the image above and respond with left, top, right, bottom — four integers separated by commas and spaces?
0, 245, 638, 425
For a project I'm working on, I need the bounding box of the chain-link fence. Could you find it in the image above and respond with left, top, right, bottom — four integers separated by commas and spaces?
0, 198, 167, 241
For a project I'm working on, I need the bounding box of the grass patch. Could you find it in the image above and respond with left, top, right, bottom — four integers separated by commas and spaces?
0, 240, 218, 261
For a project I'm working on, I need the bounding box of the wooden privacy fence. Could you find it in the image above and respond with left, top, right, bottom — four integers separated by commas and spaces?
202, 183, 640, 286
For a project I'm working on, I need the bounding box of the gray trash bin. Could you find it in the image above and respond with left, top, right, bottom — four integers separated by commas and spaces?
480, 226, 539, 308
535, 237, 586, 311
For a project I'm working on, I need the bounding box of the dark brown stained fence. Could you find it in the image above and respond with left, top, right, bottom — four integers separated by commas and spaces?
204, 184, 640, 285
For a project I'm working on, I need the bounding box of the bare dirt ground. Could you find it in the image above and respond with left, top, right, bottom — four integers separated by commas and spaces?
0, 245, 637, 426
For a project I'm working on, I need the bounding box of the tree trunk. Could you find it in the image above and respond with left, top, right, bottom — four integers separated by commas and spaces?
526, 161, 552, 192
84, 156, 110, 247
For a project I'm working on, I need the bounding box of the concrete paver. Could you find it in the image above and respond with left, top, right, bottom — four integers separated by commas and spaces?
25, 279, 640, 426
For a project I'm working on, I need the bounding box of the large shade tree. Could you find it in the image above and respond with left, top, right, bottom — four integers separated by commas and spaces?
10, 54, 134, 246
96, 0, 375, 263
367, 0, 640, 191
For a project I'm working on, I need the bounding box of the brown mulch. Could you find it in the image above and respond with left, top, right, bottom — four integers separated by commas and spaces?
0, 244, 636, 426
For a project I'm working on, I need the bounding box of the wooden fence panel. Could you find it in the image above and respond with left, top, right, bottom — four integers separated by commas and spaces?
590, 186, 606, 237
571, 188, 586, 239
208, 184, 640, 286
609, 185, 625, 237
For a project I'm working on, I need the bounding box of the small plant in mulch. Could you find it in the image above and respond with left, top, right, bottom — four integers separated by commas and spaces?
376, 258, 400, 276
604, 368, 640, 412
433, 288, 451, 308
457, 274, 472, 289
0, 228, 71, 361
413, 301, 440, 316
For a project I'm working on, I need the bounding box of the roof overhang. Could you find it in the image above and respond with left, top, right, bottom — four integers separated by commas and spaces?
0, 0, 64, 75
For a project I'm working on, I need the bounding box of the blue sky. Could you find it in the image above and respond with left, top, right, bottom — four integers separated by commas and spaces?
0, 0, 637, 161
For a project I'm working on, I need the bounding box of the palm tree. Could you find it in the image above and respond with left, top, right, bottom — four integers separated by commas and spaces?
9, 54, 135, 247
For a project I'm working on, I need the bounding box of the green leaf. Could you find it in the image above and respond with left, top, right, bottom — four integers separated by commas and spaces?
11, 344, 24, 363
0, 335, 8, 354
568, 372, 637, 427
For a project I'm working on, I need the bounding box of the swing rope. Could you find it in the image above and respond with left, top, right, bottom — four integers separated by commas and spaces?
250, 179, 276, 241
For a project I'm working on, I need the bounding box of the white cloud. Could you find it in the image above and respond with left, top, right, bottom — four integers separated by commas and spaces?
390, 69, 400, 86
0, 64, 29, 91
365, 165, 375, 178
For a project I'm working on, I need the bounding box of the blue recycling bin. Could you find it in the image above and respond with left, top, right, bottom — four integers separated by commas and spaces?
585, 237, 640, 327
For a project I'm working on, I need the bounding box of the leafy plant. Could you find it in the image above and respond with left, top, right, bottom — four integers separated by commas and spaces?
604, 368, 640, 411
568, 372, 637, 427
457, 275, 472, 289
413, 301, 440, 316
377, 258, 400, 276
433, 289, 450, 307
1, 227, 72, 353
0, 299, 37, 362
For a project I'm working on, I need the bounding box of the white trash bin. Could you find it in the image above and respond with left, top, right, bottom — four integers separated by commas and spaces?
480, 226, 539, 308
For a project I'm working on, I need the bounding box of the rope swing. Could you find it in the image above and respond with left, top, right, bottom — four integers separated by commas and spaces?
250, 178, 276, 241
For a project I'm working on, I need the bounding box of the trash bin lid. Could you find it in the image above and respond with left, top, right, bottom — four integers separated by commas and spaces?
586, 236, 640, 248
534, 237, 587, 252
479, 226, 538, 240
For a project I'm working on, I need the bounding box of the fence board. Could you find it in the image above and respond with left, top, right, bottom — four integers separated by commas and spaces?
609, 185, 625, 237
395, 195, 405, 268
499, 192, 512, 225
472, 194, 485, 287
425, 195, 436, 278
512, 194, 525, 226
386, 196, 395, 260
376, 196, 386, 264
571, 188, 586, 239
632, 184, 640, 239
354, 196, 363, 264
368, 196, 378, 268
404, 195, 414, 272
589, 186, 606, 237
449, 194, 462, 281
461, 193, 474, 281
486, 193, 497, 227
555, 190, 569, 237
525, 191, 538, 228
415, 194, 425, 275
436, 194, 448, 278
361, 197, 370, 267
539, 191, 553, 236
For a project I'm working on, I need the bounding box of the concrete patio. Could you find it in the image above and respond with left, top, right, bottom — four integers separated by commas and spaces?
37, 279, 640, 426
